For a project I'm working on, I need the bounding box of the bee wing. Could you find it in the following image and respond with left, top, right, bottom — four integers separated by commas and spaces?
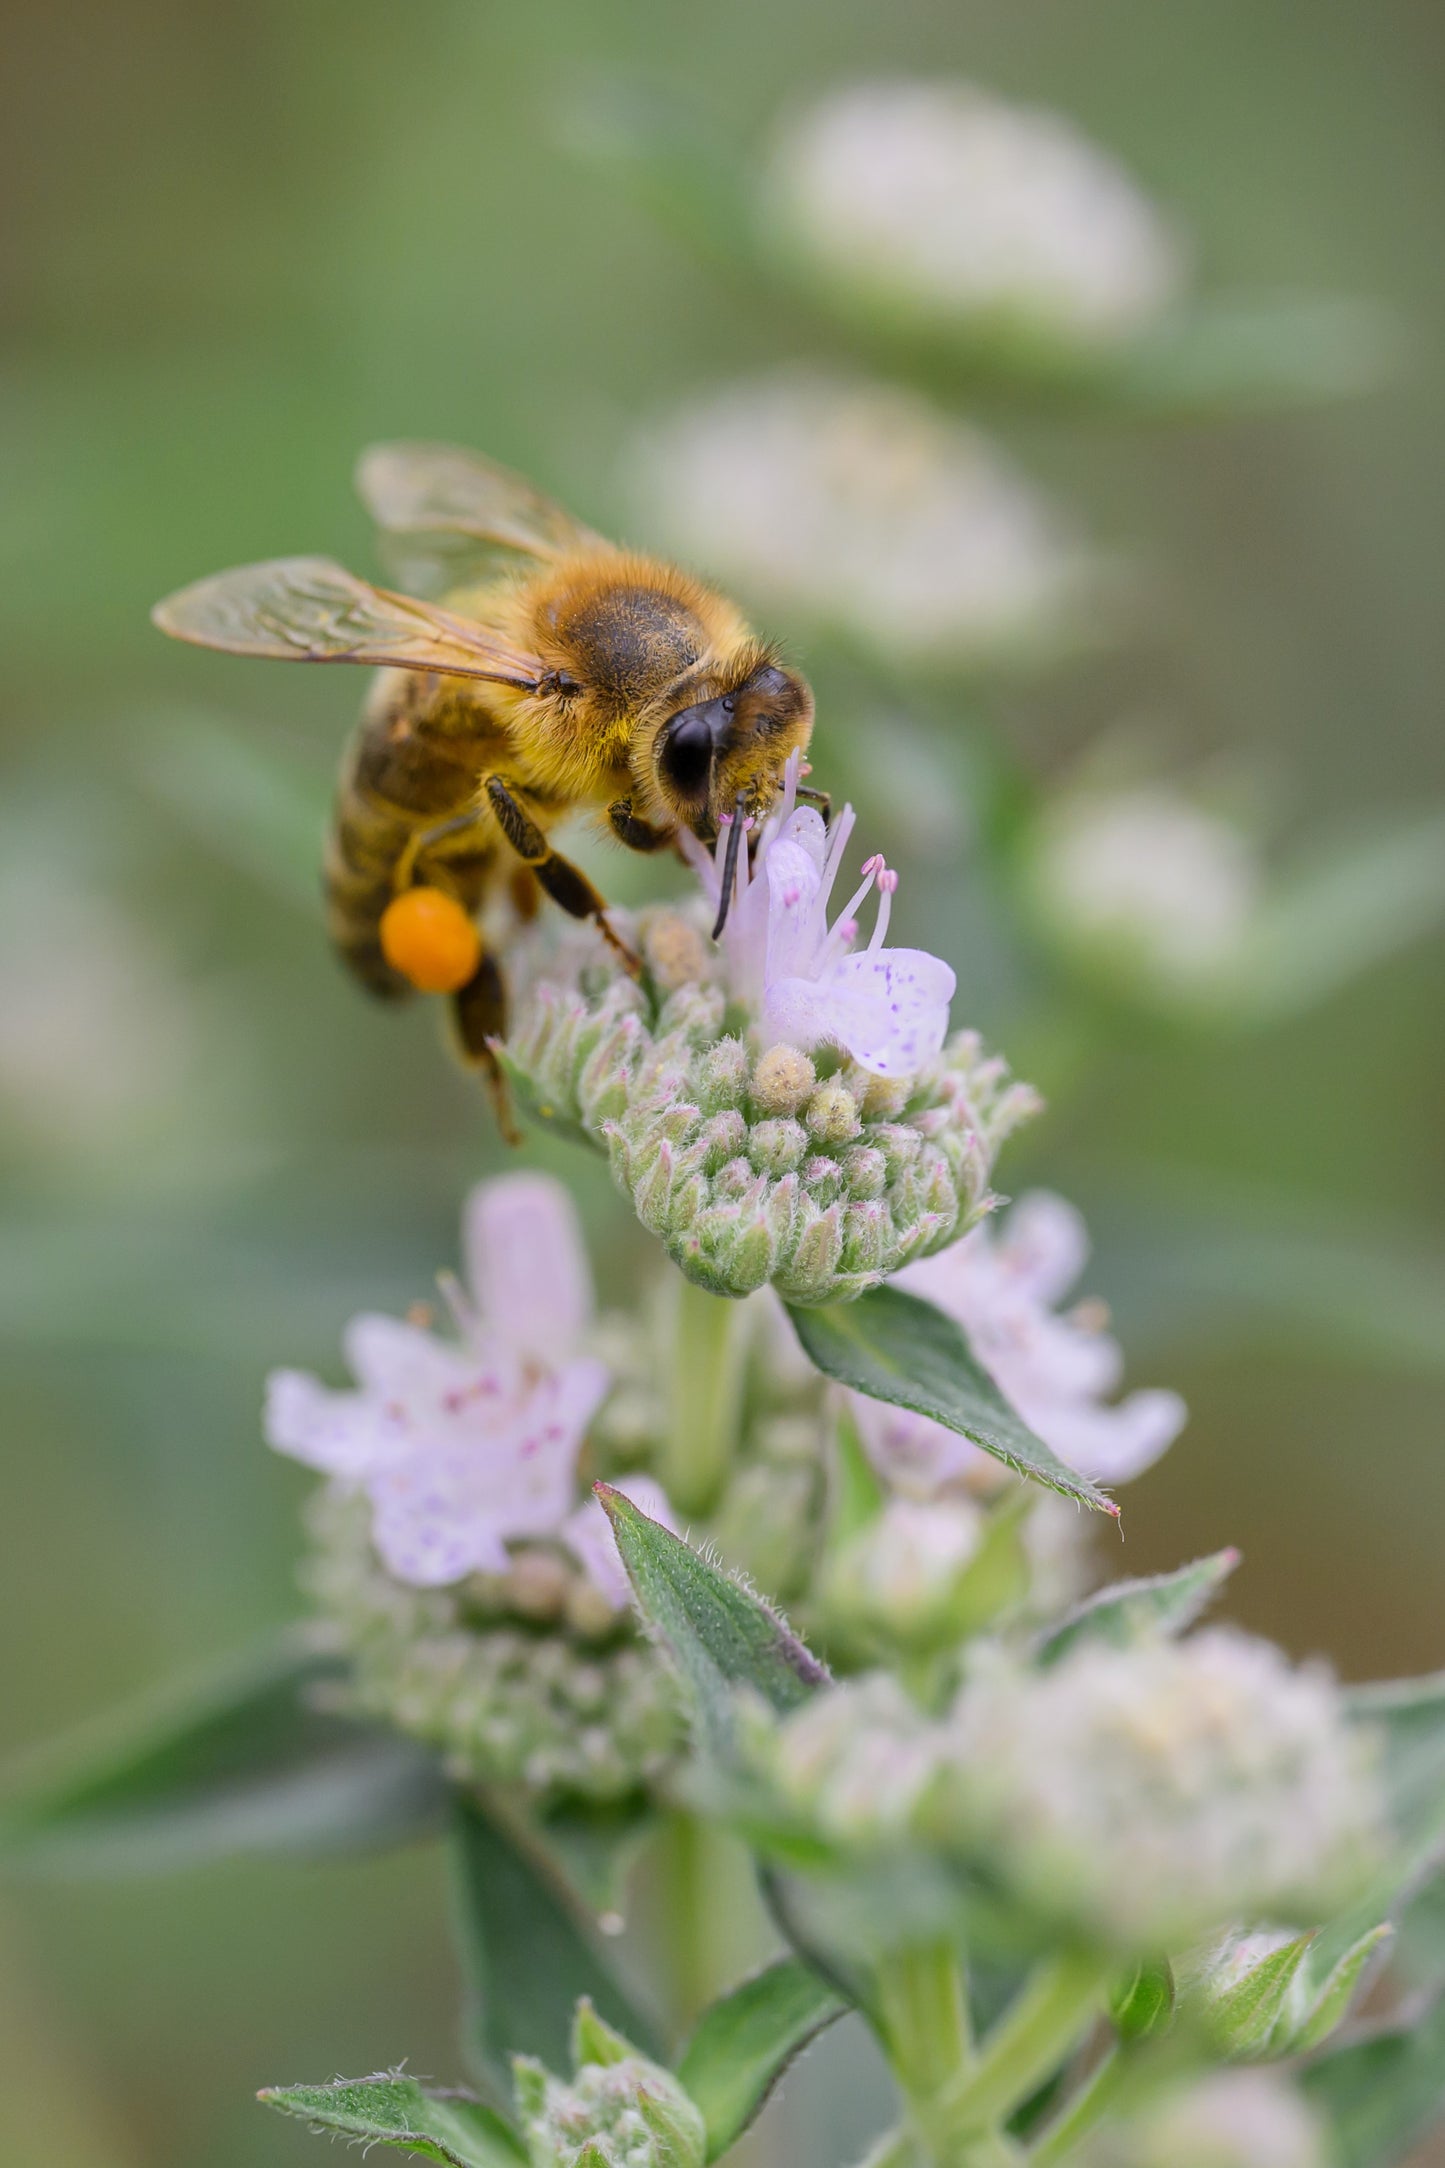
151, 557, 546, 686
356, 441, 608, 565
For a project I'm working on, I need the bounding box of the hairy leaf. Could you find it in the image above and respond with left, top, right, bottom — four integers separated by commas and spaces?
1288, 1926, 1394, 2055
677, 1958, 847, 2158
0, 1629, 446, 1872
259, 2075, 524, 2168
597, 1486, 827, 1759
451, 1792, 662, 2087
1035, 1551, 1239, 1666
787, 1288, 1117, 1515
1205, 1934, 1314, 2060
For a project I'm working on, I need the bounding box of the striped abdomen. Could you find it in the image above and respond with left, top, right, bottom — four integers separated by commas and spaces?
324, 673, 501, 998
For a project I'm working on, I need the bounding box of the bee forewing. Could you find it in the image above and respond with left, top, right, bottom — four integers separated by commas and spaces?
151, 556, 545, 685
356, 442, 608, 562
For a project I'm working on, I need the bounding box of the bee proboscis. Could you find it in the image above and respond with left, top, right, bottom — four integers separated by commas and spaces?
152, 442, 818, 1131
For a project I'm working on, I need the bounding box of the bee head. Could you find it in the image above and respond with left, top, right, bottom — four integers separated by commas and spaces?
650, 660, 814, 840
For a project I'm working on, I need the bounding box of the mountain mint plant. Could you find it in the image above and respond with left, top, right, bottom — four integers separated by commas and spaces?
8, 73, 1442, 2168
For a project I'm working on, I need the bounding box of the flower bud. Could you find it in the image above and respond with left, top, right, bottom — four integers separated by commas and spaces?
751, 1043, 818, 1114
516, 2003, 707, 2168
820, 1499, 985, 1653
302, 1488, 680, 1803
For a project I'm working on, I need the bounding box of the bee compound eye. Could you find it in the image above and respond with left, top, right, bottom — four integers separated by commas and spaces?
659, 707, 715, 792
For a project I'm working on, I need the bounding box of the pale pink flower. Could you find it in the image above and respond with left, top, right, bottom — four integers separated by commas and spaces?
265, 1175, 616, 1589
685, 752, 956, 1079
852, 1190, 1185, 1494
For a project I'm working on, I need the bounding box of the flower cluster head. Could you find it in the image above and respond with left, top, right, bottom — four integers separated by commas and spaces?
504, 758, 1037, 1303
266, 1174, 681, 1800
765, 79, 1184, 349
744, 1628, 1383, 1954
516, 2003, 706, 2168
852, 1190, 1186, 1499
942, 1629, 1384, 1950
1025, 780, 1261, 1011
632, 372, 1089, 668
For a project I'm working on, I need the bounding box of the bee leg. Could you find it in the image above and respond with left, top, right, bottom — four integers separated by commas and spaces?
450, 947, 522, 1145
484, 775, 643, 977
606, 798, 674, 852
392, 807, 489, 893
796, 783, 833, 826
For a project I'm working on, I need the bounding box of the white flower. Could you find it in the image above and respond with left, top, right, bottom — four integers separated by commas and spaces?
265, 1174, 622, 1589
631, 372, 1087, 666
684, 752, 956, 1080
766, 79, 1184, 346
852, 1191, 1185, 1495
943, 1629, 1384, 1948
1076, 2071, 1326, 2168
1028, 784, 1261, 1003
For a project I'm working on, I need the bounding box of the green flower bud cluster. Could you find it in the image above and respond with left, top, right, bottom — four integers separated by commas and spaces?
516, 2003, 706, 2168
503, 907, 1038, 1304
302, 1488, 681, 1803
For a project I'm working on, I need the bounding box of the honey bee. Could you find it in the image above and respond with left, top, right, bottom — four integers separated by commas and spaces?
152, 442, 818, 1128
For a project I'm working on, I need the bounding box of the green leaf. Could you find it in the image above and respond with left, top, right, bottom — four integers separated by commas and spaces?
1346, 1672, 1445, 1863
1204, 1934, 1315, 2060
259, 2074, 525, 2168
451, 1791, 662, 2089
1301, 1991, 1445, 2168
1287, 1926, 1394, 2055
677, 1958, 847, 2159
1035, 1551, 1240, 1666
597, 1485, 828, 1760
830, 1410, 887, 1547
786, 1289, 1118, 1517
0, 1629, 446, 1872
1300, 1672, 1445, 2003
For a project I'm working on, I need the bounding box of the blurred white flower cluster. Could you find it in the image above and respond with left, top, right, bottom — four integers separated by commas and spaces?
947, 1629, 1383, 1946
1026, 781, 1262, 1008
765, 78, 1184, 347
631, 372, 1089, 667
749, 1627, 1383, 1951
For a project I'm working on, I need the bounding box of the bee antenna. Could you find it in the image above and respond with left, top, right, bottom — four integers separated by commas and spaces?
711, 793, 748, 941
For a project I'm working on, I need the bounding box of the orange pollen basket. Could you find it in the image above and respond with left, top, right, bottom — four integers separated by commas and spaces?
379, 888, 483, 994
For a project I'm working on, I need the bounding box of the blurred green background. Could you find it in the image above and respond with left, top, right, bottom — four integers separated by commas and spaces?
2, 1, 1443, 2163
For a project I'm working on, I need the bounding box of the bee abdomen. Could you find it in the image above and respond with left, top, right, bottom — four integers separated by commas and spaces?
324, 816, 413, 1000
325, 707, 496, 1002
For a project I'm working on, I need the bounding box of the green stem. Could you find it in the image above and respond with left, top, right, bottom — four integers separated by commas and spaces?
1027, 2045, 1125, 2166
875, 1944, 980, 2166
853, 2127, 926, 2168
660, 1275, 748, 1515
935, 1954, 1107, 2154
